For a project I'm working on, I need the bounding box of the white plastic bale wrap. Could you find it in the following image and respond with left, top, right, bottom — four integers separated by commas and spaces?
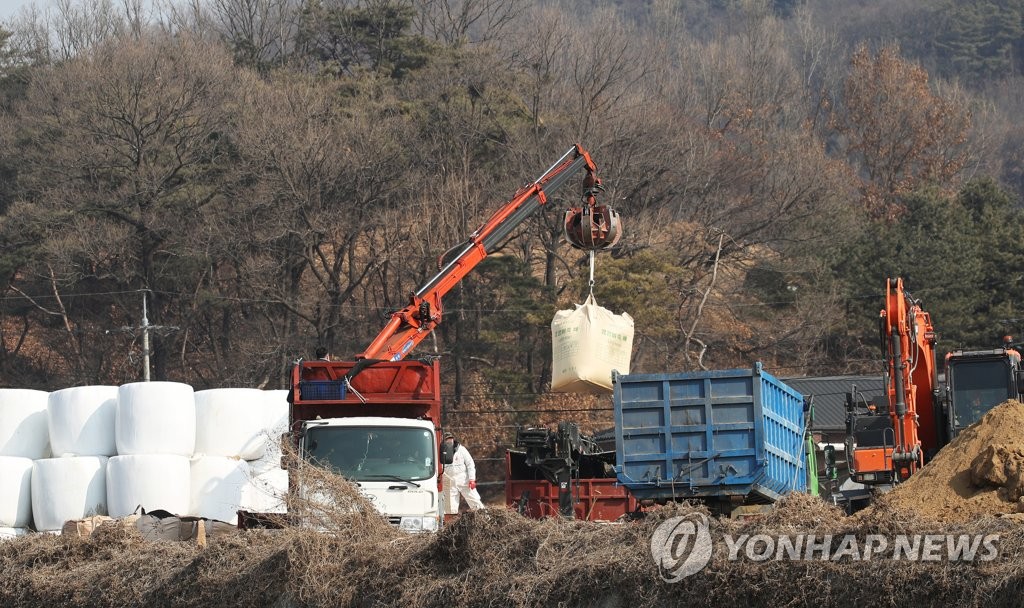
550, 294, 635, 394
0, 389, 50, 459
194, 388, 267, 460
0, 527, 29, 541
31, 456, 107, 532
250, 390, 289, 475
116, 382, 196, 456
241, 468, 288, 514
0, 456, 33, 528
106, 454, 191, 518
47, 386, 118, 457
190, 456, 250, 523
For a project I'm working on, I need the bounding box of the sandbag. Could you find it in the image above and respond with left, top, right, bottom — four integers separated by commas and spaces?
241, 467, 288, 514
31, 456, 107, 532
48, 386, 118, 457
0, 389, 50, 459
0, 456, 33, 528
61, 513, 139, 537
135, 509, 237, 543
190, 456, 250, 523
194, 388, 267, 460
551, 294, 634, 394
116, 382, 196, 456
106, 454, 190, 518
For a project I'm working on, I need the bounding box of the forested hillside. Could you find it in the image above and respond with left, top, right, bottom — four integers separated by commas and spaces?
1, 0, 1022, 406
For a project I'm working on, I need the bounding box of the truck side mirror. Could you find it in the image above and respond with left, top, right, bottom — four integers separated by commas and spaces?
1016, 369, 1024, 397
440, 440, 454, 465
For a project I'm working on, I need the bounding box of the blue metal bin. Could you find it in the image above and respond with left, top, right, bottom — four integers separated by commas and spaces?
614, 363, 807, 503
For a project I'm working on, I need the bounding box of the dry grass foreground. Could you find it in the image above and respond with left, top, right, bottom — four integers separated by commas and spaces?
3, 456, 1024, 608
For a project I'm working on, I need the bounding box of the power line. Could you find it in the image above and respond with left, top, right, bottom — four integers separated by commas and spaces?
445, 407, 613, 414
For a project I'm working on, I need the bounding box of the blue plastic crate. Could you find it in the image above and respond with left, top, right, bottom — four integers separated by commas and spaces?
299, 380, 347, 401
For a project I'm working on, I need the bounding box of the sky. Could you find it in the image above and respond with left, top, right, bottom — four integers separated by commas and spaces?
0, 0, 32, 22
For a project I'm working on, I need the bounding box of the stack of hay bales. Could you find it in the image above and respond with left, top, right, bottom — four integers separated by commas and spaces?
1, 382, 291, 536
107, 382, 194, 519
30, 387, 119, 532
0, 389, 49, 537
191, 388, 283, 522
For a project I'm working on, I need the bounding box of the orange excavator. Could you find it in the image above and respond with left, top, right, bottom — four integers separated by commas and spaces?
847, 277, 938, 485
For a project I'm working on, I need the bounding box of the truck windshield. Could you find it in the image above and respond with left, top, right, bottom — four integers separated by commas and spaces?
303, 426, 435, 482
950, 359, 1011, 427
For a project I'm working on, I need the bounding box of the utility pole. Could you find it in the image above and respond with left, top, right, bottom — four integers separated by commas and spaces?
141, 291, 151, 382
120, 290, 177, 382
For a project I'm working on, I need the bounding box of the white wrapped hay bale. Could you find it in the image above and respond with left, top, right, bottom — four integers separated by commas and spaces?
241, 467, 288, 514
0, 527, 29, 541
47, 386, 118, 457
0, 389, 50, 459
116, 382, 196, 456
250, 390, 289, 475
190, 456, 250, 523
0, 456, 33, 528
194, 388, 267, 460
551, 294, 634, 394
106, 454, 190, 518
31, 456, 107, 532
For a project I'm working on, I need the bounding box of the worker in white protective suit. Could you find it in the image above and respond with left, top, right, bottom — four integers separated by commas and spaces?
442, 432, 485, 514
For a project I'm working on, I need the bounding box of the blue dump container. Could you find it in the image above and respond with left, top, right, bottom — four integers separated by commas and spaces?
614, 363, 807, 504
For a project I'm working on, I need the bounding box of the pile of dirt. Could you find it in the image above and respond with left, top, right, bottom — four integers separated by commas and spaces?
867, 400, 1024, 522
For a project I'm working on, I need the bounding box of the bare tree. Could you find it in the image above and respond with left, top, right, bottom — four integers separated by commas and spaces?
3, 33, 245, 381
411, 0, 525, 46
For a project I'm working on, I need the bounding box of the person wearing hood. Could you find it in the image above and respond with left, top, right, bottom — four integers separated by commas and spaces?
442, 432, 485, 514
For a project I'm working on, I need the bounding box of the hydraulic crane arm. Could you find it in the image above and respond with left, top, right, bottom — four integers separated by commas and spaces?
358, 144, 615, 362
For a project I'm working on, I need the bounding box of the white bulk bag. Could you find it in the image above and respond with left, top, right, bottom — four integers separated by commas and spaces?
194, 388, 267, 460
241, 467, 288, 514
31, 457, 107, 532
106, 454, 190, 518
0, 456, 33, 528
116, 382, 196, 456
551, 294, 634, 394
48, 386, 118, 457
190, 456, 250, 523
0, 389, 50, 459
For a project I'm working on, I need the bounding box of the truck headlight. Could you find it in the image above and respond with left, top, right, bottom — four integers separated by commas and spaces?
399, 516, 438, 532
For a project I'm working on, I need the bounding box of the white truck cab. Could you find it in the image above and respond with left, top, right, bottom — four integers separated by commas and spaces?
300, 416, 442, 532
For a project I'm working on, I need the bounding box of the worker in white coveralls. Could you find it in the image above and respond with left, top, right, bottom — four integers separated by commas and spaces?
442, 432, 485, 514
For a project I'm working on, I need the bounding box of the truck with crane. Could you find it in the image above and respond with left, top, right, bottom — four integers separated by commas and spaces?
286, 145, 622, 529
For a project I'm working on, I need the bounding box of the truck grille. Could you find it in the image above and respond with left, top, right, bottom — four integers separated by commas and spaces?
387, 516, 402, 526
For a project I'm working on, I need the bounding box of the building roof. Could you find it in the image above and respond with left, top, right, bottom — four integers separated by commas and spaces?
782, 374, 885, 432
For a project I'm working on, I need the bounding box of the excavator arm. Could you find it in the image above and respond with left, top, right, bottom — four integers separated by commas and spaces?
358, 144, 619, 362
849, 277, 937, 485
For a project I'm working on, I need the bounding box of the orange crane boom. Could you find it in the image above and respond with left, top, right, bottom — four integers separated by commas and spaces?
357, 144, 619, 363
